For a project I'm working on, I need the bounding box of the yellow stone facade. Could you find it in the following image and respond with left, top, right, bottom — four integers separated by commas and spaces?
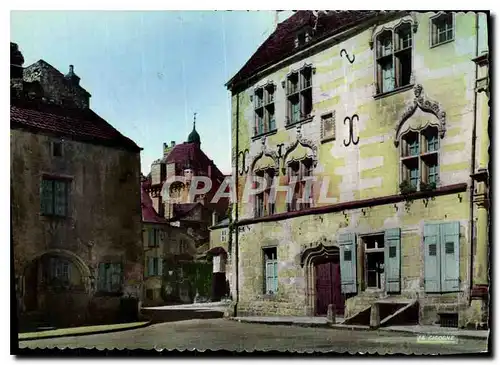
228, 12, 489, 328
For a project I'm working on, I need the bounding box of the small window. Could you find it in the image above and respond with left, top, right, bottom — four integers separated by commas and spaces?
254, 84, 276, 136
220, 229, 227, 242
52, 141, 63, 157
431, 13, 454, 47
321, 111, 336, 142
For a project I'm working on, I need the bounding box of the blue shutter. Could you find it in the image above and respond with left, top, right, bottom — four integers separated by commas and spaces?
54, 180, 67, 216
265, 260, 277, 294
158, 258, 163, 277
40, 179, 54, 215
273, 260, 278, 293
339, 232, 357, 294
384, 228, 401, 293
440, 222, 460, 292
424, 223, 441, 292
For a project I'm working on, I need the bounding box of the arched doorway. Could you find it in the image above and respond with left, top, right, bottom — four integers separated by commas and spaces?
22, 250, 91, 326
301, 242, 344, 317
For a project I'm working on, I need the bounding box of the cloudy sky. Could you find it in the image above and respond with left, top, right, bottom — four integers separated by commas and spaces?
11, 10, 294, 175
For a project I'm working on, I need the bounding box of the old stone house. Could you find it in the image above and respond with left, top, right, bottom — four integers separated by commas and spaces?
226, 11, 489, 329
11, 43, 144, 329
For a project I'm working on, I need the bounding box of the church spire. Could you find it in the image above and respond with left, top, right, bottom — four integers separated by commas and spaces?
187, 112, 201, 145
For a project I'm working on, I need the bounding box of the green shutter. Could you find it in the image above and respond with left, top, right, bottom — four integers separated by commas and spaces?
110, 263, 122, 292
40, 179, 54, 215
339, 232, 357, 294
440, 221, 460, 292
273, 261, 278, 293
384, 228, 401, 293
98, 263, 106, 292
158, 258, 163, 277
148, 258, 154, 277
265, 260, 275, 294
54, 180, 67, 216
424, 223, 441, 292
148, 229, 154, 247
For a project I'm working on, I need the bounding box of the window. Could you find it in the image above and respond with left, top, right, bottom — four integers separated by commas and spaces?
254, 168, 275, 218
424, 222, 460, 292
321, 111, 336, 142
148, 228, 160, 248
146, 257, 163, 277
287, 158, 313, 212
40, 178, 70, 217
375, 23, 413, 94
286, 66, 313, 125
431, 13, 454, 47
254, 83, 276, 136
180, 239, 188, 253
263, 247, 278, 294
220, 229, 227, 242
52, 141, 63, 157
363, 235, 385, 290
97, 263, 123, 293
400, 126, 440, 191
48, 257, 70, 285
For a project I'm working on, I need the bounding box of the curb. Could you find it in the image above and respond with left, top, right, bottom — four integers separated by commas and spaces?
228, 318, 489, 340
19, 321, 152, 342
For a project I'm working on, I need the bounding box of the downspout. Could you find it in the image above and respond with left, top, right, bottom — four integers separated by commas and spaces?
234, 91, 240, 316
469, 12, 479, 304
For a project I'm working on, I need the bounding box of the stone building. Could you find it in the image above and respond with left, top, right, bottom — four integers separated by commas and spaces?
141, 119, 230, 305
11, 43, 143, 329
226, 11, 490, 328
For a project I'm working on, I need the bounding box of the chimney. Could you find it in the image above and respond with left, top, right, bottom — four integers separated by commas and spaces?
212, 211, 218, 226
171, 140, 176, 147
10, 42, 24, 99
64, 64, 80, 86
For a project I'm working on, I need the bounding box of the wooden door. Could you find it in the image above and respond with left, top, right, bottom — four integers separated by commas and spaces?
315, 261, 344, 316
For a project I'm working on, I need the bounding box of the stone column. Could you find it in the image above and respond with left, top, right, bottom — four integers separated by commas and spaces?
370, 302, 380, 329
473, 184, 489, 286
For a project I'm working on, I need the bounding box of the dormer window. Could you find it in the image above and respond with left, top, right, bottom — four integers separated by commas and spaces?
430, 12, 454, 47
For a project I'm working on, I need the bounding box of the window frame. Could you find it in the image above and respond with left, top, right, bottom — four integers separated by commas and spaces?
51, 140, 64, 157
40, 176, 71, 218
254, 83, 277, 137
374, 21, 414, 97
363, 234, 385, 291
97, 262, 123, 295
286, 157, 314, 212
286, 65, 313, 126
430, 12, 455, 48
400, 126, 440, 192
254, 168, 276, 218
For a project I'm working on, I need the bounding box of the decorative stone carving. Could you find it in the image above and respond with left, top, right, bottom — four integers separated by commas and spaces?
249, 137, 280, 175
394, 84, 447, 147
300, 242, 339, 268
282, 131, 318, 173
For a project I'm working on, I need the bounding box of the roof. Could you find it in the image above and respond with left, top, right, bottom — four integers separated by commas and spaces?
210, 217, 230, 230
141, 183, 168, 224
10, 100, 141, 152
165, 142, 224, 181
169, 202, 205, 222
187, 126, 201, 145
226, 10, 381, 89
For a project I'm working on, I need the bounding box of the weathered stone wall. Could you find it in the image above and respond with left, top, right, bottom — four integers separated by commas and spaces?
11, 128, 143, 324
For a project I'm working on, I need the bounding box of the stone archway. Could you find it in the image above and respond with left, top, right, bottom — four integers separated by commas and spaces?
300, 242, 342, 317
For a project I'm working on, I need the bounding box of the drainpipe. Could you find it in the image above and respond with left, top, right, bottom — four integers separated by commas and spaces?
469, 13, 479, 304
234, 91, 240, 316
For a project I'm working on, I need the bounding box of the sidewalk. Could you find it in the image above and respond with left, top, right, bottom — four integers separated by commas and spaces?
19, 321, 151, 341
230, 316, 489, 340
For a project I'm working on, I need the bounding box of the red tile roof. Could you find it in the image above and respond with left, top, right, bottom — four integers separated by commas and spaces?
10, 100, 141, 152
227, 10, 382, 89
141, 183, 168, 224
165, 142, 224, 181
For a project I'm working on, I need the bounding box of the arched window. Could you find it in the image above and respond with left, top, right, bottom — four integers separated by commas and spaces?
254, 168, 276, 218
375, 22, 413, 94
400, 126, 439, 191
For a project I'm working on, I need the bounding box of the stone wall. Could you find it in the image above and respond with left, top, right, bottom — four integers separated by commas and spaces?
12, 128, 143, 326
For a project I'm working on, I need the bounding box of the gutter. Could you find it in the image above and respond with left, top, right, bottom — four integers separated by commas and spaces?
226, 11, 406, 91
233, 92, 240, 316
469, 13, 479, 304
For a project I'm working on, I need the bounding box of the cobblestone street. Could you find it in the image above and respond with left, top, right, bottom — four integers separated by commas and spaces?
19, 319, 488, 354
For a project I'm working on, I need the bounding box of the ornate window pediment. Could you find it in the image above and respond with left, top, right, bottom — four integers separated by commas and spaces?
394, 84, 446, 147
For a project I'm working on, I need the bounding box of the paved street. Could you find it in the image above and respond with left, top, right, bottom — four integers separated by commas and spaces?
19, 319, 488, 354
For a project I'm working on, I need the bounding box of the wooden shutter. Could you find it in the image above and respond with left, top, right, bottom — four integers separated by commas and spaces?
424, 223, 441, 292
440, 221, 460, 292
265, 260, 275, 294
54, 180, 67, 216
148, 229, 154, 247
98, 263, 106, 291
384, 228, 401, 293
148, 258, 154, 277
110, 263, 122, 292
158, 258, 163, 277
339, 232, 357, 294
40, 179, 54, 215
273, 260, 278, 293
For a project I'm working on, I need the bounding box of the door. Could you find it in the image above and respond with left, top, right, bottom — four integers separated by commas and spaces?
315, 261, 344, 316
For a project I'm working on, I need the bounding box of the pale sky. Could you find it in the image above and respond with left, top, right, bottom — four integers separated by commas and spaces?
10, 10, 294, 175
